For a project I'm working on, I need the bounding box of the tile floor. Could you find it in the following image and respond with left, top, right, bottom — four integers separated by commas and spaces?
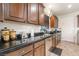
48, 41, 79, 56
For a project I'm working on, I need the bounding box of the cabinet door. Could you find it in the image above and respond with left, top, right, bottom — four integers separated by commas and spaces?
44, 15, 49, 29
50, 16, 55, 28
57, 32, 61, 44
4, 3, 26, 22
45, 37, 52, 56
39, 4, 45, 25
52, 34, 56, 48
24, 50, 33, 56
0, 3, 3, 22
34, 45, 44, 56
40, 45, 45, 56
28, 3, 38, 24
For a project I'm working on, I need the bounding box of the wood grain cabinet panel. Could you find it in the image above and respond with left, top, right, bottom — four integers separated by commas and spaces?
50, 15, 58, 28
5, 48, 23, 56
34, 40, 45, 56
34, 45, 45, 56
0, 3, 3, 22
38, 4, 45, 25
45, 37, 53, 56
50, 16, 55, 28
4, 3, 27, 22
28, 3, 39, 24
52, 34, 56, 48
40, 45, 45, 56
5, 45, 33, 56
34, 40, 44, 48
24, 50, 33, 56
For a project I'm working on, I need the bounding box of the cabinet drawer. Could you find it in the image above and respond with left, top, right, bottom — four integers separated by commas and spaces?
5, 45, 33, 56
21, 45, 33, 55
5, 48, 23, 56
34, 40, 44, 48
24, 50, 33, 56
34, 45, 44, 56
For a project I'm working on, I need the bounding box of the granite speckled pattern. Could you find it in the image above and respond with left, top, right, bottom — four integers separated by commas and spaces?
0, 34, 51, 55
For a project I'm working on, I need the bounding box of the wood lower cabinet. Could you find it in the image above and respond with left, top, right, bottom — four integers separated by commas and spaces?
5, 45, 33, 56
24, 50, 33, 56
5, 40, 45, 56
4, 35, 60, 56
45, 37, 53, 56
52, 32, 61, 46
56, 32, 61, 45
34, 45, 44, 56
34, 40, 45, 56
4, 3, 27, 22
28, 3, 39, 24
0, 3, 3, 22
52, 34, 56, 48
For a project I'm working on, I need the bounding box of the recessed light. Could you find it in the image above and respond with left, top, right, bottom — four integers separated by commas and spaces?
68, 4, 72, 8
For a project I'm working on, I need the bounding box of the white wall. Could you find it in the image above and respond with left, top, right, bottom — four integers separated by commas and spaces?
0, 21, 41, 34
58, 11, 79, 43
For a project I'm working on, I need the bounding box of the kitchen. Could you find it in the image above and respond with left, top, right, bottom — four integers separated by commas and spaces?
0, 3, 79, 56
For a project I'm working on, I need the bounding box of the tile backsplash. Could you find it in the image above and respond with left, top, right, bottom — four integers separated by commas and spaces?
0, 21, 41, 34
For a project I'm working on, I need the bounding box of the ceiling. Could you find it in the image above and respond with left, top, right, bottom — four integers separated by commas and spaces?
43, 3, 79, 16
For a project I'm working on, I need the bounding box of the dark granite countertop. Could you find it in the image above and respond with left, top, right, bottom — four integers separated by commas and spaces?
0, 34, 52, 55
0, 31, 61, 56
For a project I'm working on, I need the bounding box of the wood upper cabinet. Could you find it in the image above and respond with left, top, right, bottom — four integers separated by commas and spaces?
50, 16, 55, 28
50, 15, 58, 28
0, 3, 3, 22
4, 3, 45, 25
4, 3, 27, 22
38, 4, 45, 25
28, 3, 39, 24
